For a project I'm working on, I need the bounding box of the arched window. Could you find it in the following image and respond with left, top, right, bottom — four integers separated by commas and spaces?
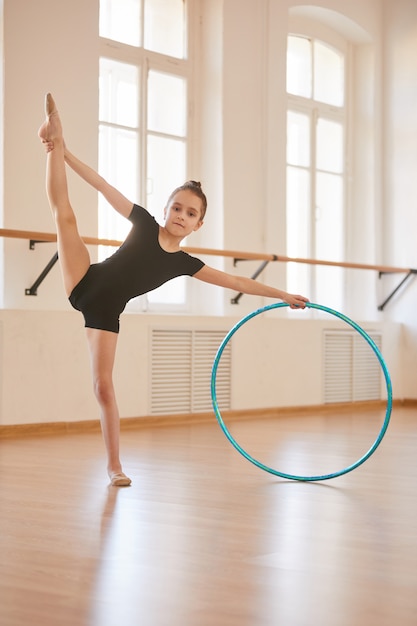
286, 33, 346, 309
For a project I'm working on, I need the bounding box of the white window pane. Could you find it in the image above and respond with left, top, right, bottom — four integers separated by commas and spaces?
99, 59, 139, 128
99, 0, 141, 47
146, 135, 186, 220
98, 125, 139, 260
316, 118, 343, 173
147, 276, 186, 304
99, 126, 139, 202
287, 110, 310, 167
314, 156, 345, 309
315, 171, 345, 308
286, 166, 311, 295
287, 261, 310, 300
286, 166, 310, 256
144, 0, 186, 59
287, 35, 312, 98
314, 266, 344, 308
314, 41, 344, 106
148, 71, 186, 136
315, 172, 343, 261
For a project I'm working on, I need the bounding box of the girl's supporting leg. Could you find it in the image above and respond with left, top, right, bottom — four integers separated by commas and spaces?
38, 94, 90, 296
85, 328, 131, 486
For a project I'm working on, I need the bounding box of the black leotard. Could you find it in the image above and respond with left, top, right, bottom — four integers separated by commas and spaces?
68, 204, 205, 333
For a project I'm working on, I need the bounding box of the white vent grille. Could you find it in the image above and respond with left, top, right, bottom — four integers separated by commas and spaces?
150, 329, 231, 415
324, 330, 382, 403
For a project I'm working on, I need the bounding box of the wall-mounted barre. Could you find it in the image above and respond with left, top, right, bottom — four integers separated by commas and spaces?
0, 227, 415, 310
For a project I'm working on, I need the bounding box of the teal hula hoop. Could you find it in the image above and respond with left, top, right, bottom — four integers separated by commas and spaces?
211, 302, 393, 481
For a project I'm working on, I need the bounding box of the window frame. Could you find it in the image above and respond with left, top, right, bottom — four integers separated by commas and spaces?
286, 27, 350, 310
98, 0, 198, 313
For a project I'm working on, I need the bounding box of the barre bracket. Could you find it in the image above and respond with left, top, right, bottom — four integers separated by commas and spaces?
378, 269, 417, 311
231, 256, 277, 304
25, 239, 58, 296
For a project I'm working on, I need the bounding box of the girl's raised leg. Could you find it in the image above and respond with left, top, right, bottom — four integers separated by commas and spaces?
38, 94, 90, 296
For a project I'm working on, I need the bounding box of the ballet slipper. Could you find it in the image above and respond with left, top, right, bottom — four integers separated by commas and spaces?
45, 92, 58, 117
110, 472, 132, 487
38, 93, 62, 145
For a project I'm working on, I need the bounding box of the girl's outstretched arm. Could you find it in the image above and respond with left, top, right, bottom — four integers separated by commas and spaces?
194, 265, 309, 309
64, 147, 134, 219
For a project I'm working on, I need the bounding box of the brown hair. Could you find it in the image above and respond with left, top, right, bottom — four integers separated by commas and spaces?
166, 180, 207, 220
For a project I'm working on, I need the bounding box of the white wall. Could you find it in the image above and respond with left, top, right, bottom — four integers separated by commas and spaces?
1, 0, 99, 311
382, 0, 417, 397
0, 309, 402, 426
0, 0, 416, 426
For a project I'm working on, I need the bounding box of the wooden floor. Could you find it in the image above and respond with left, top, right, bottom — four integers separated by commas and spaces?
1, 405, 416, 626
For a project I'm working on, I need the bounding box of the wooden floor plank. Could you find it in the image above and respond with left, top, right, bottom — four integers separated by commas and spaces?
1, 406, 416, 626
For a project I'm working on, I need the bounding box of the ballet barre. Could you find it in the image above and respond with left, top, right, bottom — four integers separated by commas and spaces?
0, 227, 415, 310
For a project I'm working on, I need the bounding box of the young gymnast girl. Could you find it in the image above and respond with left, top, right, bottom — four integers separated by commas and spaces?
38, 93, 309, 486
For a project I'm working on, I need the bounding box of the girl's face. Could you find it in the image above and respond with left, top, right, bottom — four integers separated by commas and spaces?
164, 190, 204, 237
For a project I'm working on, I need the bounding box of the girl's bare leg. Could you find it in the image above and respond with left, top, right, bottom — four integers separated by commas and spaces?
38, 94, 90, 296
86, 328, 131, 487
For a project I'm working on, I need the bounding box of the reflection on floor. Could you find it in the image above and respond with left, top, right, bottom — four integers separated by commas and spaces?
1, 406, 416, 626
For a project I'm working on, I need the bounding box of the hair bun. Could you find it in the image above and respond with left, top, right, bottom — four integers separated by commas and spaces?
189, 180, 202, 189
